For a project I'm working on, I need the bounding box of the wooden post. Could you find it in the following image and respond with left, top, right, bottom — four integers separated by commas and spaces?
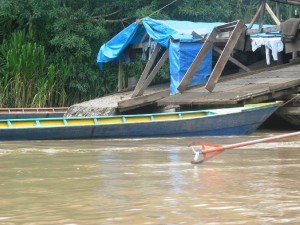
259, 0, 267, 32
276, 2, 280, 20
292, 52, 298, 59
205, 20, 245, 92
118, 57, 125, 92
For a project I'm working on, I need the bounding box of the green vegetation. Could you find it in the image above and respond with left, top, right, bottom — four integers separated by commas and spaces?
0, 0, 297, 107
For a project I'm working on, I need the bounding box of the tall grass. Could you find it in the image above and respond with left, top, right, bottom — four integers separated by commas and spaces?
0, 31, 66, 108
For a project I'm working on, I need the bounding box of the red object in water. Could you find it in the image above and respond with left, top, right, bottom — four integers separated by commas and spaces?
189, 131, 300, 164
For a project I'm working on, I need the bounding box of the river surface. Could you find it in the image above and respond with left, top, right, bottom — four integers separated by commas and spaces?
0, 130, 300, 225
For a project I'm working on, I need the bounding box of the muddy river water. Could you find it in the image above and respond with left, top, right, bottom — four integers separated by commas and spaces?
0, 130, 300, 224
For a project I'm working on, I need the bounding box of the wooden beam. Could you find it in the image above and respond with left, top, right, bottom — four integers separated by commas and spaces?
205, 20, 245, 92
215, 21, 240, 31
118, 90, 170, 111
266, 3, 281, 25
246, 25, 280, 34
249, 4, 262, 29
269, 79, 300, 91
134, 50, 169, 97
213, 46, 251, 72
177, 28, 218, 93
132, 44, 161, 97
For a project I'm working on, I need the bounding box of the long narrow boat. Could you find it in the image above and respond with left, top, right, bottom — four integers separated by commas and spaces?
0, 103, 279, 141
0, 108, 68, 119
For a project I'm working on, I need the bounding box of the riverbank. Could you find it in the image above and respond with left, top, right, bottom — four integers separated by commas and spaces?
65, 83, 169, 117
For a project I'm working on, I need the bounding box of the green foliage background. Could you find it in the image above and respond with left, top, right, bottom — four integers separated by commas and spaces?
0, 0, 297, 107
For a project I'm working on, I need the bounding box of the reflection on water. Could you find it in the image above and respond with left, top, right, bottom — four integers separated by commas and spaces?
0, 131, 300, 224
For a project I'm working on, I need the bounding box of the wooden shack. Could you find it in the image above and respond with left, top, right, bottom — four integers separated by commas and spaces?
93, 0, 300, 126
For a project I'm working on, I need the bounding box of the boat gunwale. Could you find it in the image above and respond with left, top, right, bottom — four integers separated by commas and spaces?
0, 103, 279, 129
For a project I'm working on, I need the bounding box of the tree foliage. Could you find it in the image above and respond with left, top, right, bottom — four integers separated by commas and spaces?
0, 0, 297, 107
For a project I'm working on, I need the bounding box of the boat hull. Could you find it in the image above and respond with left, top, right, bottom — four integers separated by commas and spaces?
0, 104, 278, 141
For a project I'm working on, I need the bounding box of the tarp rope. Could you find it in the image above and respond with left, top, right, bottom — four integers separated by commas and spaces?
148, 0, 179, 17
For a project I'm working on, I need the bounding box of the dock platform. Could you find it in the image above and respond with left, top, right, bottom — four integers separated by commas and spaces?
156, 63, 300, 108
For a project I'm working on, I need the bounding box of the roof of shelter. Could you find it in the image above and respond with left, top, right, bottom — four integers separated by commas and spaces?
96, 17, 277, 68
97, 17, 225, 67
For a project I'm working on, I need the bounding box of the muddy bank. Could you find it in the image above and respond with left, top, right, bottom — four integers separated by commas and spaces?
65, 84, 169, 117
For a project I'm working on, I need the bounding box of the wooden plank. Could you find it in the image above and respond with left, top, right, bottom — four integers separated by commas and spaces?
186, 84, 241, 93
118, 90, 169, 111
246, 25, 280, 35
204, 75, 300, 90
205, 20, 245, 92
157, 92, 240, 105
248, 4, 262, 29
269, 79, 300, 91
241, 87, 300, 105
132, 44, 161, 97
229, 84, 270, 95
157, 63, 300, 107
271, 87, 300, 98
239, 72, 300, 79
266, 3, 281, 25
134, 50, 169, 97
213, 46, 251, 72
273, 64, 300, 72
215, 21, 239, 31
177, 28, 218, 93
238, 77, 300, 84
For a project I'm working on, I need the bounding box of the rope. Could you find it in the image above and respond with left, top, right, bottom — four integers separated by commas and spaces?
148, 0, 179, 17
279, 94, 300, 108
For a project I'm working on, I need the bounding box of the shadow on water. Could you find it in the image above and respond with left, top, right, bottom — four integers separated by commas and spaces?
259, 113, 299, 131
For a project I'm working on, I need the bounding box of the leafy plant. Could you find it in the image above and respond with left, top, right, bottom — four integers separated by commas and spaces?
0, 31, 67, 107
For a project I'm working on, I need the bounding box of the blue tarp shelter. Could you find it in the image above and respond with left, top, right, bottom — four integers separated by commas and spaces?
97, 17, 225, 94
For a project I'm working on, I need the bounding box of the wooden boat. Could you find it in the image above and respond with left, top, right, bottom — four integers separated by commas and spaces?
0, 108, 68, 119
0, 103, 279, 141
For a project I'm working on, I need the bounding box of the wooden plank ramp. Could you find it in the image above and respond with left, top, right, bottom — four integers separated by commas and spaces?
157, 63, 300, 108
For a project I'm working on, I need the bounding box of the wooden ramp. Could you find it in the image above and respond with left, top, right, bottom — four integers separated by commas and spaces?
157, 63, 300, 108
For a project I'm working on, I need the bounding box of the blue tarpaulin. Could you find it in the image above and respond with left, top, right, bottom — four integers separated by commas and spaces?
169, 41, 212, 95
97, 17, 223, 67
97, 17, 225, 93
97, 18, 278, 66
